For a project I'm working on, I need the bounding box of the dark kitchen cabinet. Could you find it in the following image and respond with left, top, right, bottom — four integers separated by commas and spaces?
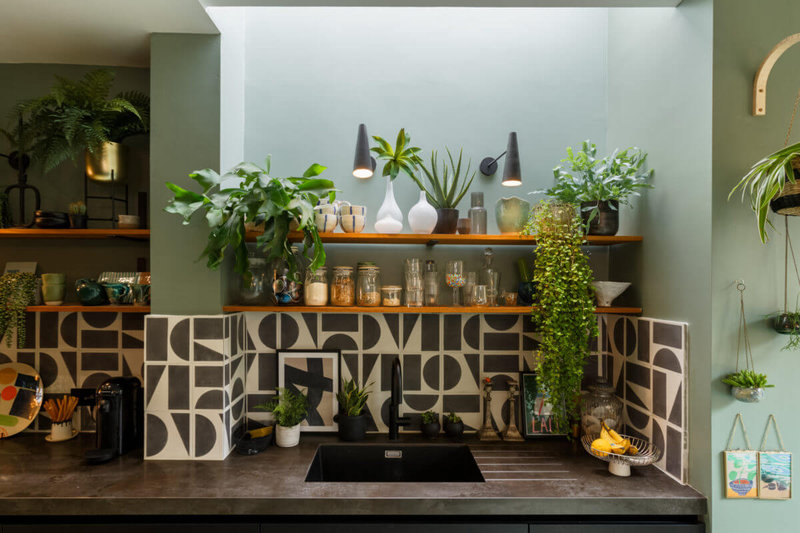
261, 525, 527, 533
532, 522, 704, 532
4, 525, 258, 533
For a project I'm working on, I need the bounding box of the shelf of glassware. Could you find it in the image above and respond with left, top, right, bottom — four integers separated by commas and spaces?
222, 305, 641, 315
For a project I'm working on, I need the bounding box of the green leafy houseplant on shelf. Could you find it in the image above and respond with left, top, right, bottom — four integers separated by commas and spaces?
729, 142, 800, 243
335, 378, 372, 442
525, 201, 598, 435
0, 273, 37, 348
164, 157, 336, 283
256, 387, 308, 448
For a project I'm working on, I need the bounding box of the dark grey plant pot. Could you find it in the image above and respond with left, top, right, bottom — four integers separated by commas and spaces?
69, 214, 87, 229
518, 282, 537, 306
335, 413, 368, 442
443, 420, 464, 440
433, 208, 459, 234
581, 200, 619, 236
420, 421, 440, 439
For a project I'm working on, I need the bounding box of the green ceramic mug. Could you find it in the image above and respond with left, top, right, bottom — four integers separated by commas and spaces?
41, 273, 66, 306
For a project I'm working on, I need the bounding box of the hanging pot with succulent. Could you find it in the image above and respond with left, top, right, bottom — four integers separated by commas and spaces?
0, 272, 37, 348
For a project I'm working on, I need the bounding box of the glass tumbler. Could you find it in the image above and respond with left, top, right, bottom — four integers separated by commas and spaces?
445, 260, 465, 305
474, 285, 488, 307
404, 258, 423, 307
463, 271, 477, 306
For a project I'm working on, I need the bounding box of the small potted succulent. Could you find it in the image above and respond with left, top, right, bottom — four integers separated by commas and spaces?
443, 412, 464, 440
335, 377, 371, 442
68, 201, 87, 229
256, 387, 308, 448
420, 410, 440, 439
410, 148, 476, 234
722, 370, 774, 403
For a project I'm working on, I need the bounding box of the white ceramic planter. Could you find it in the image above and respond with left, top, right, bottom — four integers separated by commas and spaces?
275, 423, 301, 447
408, 191, 438, 234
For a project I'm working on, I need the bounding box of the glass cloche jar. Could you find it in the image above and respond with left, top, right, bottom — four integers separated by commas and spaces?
580, 380, 623, 436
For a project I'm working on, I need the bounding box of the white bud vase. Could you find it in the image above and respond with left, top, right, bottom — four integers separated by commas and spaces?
375, 176, 403, 233
408, 190, 438, 234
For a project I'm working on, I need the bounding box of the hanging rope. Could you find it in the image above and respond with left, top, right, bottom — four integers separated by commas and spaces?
735, 281, 755, 373
782, 89, 800, 312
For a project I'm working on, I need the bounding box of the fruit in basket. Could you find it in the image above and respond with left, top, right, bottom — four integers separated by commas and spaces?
591, 438, 612, 457
596, 422, 641, 457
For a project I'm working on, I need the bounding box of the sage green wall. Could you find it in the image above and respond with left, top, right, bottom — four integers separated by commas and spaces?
711, 0, 800, 530
149, 33, 223, 314
607, 0, 714, 506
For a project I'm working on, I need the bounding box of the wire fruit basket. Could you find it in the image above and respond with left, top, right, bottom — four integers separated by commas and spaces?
581, 433, 662, 477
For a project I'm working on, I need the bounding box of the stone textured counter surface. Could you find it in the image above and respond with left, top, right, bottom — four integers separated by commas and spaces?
0, 433, 705, 516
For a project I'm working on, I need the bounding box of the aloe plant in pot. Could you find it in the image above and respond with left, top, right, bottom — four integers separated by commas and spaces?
335, 378, 371, 442
410, 148, 476, 234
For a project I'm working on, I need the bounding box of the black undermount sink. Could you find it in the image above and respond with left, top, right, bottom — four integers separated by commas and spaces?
305, 443, 485, 482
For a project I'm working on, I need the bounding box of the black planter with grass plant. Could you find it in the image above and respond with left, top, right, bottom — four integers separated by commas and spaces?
443, 412, 464, 440
335, 378, 371, 442
410, 149, 476, 234
420, 410, 440, 439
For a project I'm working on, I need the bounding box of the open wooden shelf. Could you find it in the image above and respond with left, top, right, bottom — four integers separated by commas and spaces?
222, 305, 641, 315
26, 305, 150, 313
0, 228, 149, 240
245, 231, 641, 246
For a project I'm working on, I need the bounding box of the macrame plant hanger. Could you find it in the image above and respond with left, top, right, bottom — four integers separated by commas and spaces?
735, 281, 756, 376
780, 90, 800, 317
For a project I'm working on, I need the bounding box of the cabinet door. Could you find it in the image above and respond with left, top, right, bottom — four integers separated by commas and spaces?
262, 524, 527, 533
532, 523, 704, 533
5, 524, 258, 533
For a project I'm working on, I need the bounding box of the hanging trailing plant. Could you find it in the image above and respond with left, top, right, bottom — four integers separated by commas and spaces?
0, 272, 36, 348
0, 192, 11, 228
524, 201, 597, 434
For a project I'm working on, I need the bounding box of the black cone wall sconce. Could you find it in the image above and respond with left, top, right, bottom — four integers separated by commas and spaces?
480, 131, 522, 187
352, 123, 377, 179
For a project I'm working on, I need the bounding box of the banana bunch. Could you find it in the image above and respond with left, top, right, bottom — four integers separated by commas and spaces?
590, 421, 639, 457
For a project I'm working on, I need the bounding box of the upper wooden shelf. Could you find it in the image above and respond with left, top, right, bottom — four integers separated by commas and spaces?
222, 305, 641, 315
245, 231, 642, 246
26, 305, 150, 313
0, 229, 150, 240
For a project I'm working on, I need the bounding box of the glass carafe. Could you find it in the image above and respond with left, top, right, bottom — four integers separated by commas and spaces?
424, 260, 438, 306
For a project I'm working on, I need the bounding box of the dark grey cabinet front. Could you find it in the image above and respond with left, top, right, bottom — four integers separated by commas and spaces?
5, 525, 258, 533
532, 523, 704, 533
262, 524, 527, 533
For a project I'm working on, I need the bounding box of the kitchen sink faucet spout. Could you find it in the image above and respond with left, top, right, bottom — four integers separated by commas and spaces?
389, 357, 410, 439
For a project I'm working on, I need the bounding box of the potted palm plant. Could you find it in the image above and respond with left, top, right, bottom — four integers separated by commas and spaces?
410, 148, 476, 234
729, 142, 800, 243
370, 128, 422, 232
537, 141, 653, 235
257, 388, 308, 447
335, 378, 371, 442
18, 69, 149, 181
420, 410, 440, 439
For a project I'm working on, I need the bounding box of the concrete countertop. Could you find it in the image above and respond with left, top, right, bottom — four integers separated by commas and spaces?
0, 433, 705, 517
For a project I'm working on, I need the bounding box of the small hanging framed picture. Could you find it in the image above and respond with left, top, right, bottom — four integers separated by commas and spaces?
520, 372, 565, 438
278, 350, 339, 432
759, 451, 792, 499
724, 450, 759, 498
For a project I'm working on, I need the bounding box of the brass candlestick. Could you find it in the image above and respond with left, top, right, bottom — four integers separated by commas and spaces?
502, 379, 524, 442
478, 378, 500, 441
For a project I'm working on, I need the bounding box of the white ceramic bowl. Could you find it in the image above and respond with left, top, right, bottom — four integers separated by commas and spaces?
340, 214, 366, 233
591, 281, 631, 307
340, 205, 367, 216
315, 213, 338, 233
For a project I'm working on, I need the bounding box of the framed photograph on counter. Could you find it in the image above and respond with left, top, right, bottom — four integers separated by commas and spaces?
520, 372, 565, 438
278, 350, 339, 432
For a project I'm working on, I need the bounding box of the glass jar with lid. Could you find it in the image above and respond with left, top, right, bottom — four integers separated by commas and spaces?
240, 255, 269, 305
304, 267, 328, 306
580, 380, 623, 436
330, 266, 355, 306
357, 263, 381, 306
381, 285, 402, 306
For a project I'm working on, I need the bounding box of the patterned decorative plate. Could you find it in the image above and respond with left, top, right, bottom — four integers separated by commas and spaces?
0, 363, 44, 438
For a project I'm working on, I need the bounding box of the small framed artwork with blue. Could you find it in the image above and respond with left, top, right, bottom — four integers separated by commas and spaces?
759, 451, 792, 500
520, 372, 565, 438
278, 350, 339, 432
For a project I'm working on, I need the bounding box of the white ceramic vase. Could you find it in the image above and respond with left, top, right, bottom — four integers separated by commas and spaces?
408, 191, 438, 234
275, 423, 301, 447
375, 176, 403, 232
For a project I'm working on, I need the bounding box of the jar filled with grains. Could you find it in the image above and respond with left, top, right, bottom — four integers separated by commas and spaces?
381, 285, 402, 306
357, 263, 381, 306
304, 267, 328, 306
331, 266, 355, 306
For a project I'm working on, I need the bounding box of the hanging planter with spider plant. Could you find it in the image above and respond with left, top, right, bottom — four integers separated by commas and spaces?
771, 217, 800, 348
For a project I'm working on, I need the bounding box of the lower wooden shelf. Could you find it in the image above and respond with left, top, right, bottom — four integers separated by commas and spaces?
26, 305, 151, 313
222, 305, 641, 314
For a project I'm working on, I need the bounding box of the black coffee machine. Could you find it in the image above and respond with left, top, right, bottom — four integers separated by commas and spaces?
84, 377, 143, 464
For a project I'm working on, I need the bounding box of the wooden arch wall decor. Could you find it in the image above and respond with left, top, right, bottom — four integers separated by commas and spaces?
753, 33, 800, 116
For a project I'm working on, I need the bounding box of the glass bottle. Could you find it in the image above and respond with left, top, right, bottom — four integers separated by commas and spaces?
331, 266, 355, 306
357, 264, 381, 306
468, 192, 487, 234
580, 380, 623, 436
424, 260, 439, 306
404, 258, 423, 307
480, 247, 500, 306
304, 267, 328, 306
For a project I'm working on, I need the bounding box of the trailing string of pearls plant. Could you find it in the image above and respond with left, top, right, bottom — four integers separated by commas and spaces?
0, 272, 36, 348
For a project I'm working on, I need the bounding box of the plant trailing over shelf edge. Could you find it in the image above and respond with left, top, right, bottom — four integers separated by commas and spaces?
411, 148, 476, 209
16, 69, 149, 172
524, 200, 597, 434
729, 141, 800, 243
536, 140, 653, 226
256, 387, 308, 427
336, 377, 371, 417
370, 128, 422, 181
164, 156, 336, 283
0, 272, 37, 348
722, 369, 774, 389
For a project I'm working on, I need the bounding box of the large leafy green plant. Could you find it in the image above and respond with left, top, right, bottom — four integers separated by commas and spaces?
538, 141, 653, 223
0, 273, 36, 348
729, 142, 800, 243
371, 128, 422, 180
524, 202, 598, 434
410, 148, 476, 209
16, 69, 149, 172
257, 388, 308, 427
165, 157, 335, 282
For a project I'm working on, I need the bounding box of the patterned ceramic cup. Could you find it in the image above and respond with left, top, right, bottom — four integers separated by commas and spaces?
50, 420, 73, 441
315, 213, 338, 233
339, 205, 367, 216
340, 214, 366, 233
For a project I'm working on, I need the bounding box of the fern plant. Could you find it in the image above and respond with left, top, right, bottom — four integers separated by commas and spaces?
411, 148, 476, 209
16, 69, 149, 172
0, 273, 37, 348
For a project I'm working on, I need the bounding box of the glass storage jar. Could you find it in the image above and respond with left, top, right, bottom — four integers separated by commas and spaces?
330, 266, 355, 306
580, 381, 623, 436
240, 256, 269, 305
304, 267, 328, 306
357, 264, 381, 306
381, 285, 402, 306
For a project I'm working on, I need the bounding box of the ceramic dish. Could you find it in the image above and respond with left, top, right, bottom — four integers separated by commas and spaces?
581, 433, 661, 477
45, 428, 79, 442
0, 362, 44, 438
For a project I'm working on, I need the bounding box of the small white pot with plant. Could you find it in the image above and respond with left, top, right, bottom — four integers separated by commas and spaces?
256, 388, 308, 448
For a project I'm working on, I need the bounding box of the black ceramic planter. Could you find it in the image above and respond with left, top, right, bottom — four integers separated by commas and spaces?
433, 208, 459, 234
581, 200, 619, 236
518, 282, 537, 306
443, 420, 464, 440
335, 414, 368, 442
420, 421, 440, 439
70, 214, 87, 229
774, 313, 800, 334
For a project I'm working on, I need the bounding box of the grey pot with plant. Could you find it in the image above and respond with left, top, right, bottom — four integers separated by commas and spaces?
537, 141, 653, 236
420, 410, 440, 439
0, 272, 37, 348
256, 387, 308, 447
335, 377, 371, 442
410, 148, 476, 234
17, 69, 149, 181
165, 157, 335, 287
722, 370, 773, 403
68, 201, 87, 229
443, 412, 464, 440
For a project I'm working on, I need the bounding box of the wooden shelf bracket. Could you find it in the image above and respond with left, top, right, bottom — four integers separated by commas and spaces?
753, 33, 800, 116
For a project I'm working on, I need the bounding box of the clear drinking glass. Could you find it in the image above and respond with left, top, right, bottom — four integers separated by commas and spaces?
445, 260, 465, 306
404, 258, 423, 307
424, 260, 438, 306
463, 271, 477, 306
474, 284, 488, 307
